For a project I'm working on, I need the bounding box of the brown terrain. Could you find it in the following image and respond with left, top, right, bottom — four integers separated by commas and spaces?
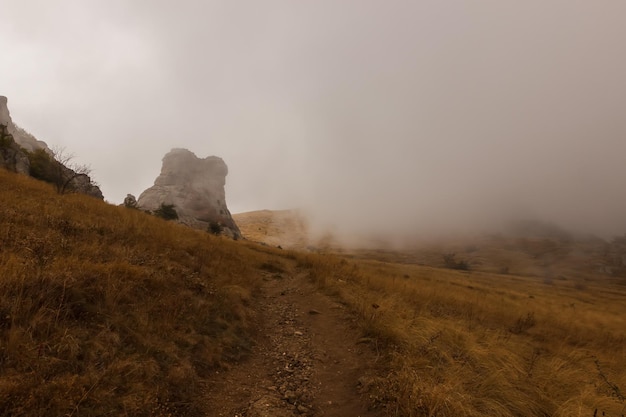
233, 210, 310, 249
0, 171, 392, 417
2, 170, 624, 416
204, 261, 387, 417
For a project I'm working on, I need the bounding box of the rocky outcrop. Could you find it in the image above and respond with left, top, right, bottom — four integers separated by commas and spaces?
0, 124, 30, 174
58, 164, 104, 199
137, 148, 242, 238
1, 96, 34, 174
124, 194, 138, 208
0, 95, 103, 199
0, 96, 52, 154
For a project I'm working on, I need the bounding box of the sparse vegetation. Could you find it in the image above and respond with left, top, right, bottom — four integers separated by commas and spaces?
443, 252, 470, 270
0, 124, 12, 149
26, 146, 94, 195
27, 147, 55, 180
208, 221, 223, 235
0, 125, 18, 168
154, 203, 179, 220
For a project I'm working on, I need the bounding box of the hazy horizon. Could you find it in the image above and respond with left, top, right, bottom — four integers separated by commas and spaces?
2, 1, 625, 238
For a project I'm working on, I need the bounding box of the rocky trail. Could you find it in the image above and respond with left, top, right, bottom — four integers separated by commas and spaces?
203, 263, 389, 417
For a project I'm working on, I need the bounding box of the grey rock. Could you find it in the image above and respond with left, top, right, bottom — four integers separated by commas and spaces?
0, 96, 52, 154
137, 148, 242, 238
1, 97, 31, 174
1, 96, 103, 199
123, 194, 137, 208
0, 124, 30, 174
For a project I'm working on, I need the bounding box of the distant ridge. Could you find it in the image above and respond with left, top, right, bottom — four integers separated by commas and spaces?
233, 209, 310, 248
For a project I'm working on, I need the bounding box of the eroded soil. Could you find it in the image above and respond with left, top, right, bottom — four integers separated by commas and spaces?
203, 264, 388, 417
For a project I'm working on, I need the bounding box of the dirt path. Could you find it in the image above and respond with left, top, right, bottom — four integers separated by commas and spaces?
203, 264, 388, 417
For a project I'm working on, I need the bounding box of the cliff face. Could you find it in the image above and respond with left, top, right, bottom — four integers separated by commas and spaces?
0, 96, 35, 174
0, 96, 103, 199
0, 96, 52, 154
137, 148, 242, 238
0, 124, 30, 174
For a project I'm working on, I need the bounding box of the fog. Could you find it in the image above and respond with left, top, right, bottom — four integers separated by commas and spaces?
1, 1, 625, 239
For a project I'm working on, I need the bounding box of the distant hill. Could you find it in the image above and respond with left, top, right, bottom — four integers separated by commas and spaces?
234, 209, 626, 282
233, 209, 310, 248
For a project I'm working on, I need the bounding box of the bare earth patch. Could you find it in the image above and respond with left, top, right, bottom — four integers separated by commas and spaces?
203, 263, 388, 417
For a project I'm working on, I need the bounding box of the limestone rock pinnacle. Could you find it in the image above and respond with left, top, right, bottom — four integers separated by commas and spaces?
137, 148, 242, 238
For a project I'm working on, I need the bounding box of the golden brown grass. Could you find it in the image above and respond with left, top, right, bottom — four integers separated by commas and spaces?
0, 169, 282, 416
233, 209, 310, 249
235, 209, 626, 415
3, 173, 625, 416
297, 252, 626, 416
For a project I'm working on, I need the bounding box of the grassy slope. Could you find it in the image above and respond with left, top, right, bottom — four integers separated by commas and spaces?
303, 253, 626, 416
3, 172, 625, 416
233, 209, 310, 249
0, 169, 282, 416
239, 209, 626, 415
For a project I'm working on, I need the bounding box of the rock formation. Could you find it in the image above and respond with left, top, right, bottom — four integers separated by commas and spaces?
0, 95, 103, 199
137, 148, 242, 238
1, 96, 38, 174
0, 124, 30, 174
0, 96, 52, 154
124, 194, 138, 208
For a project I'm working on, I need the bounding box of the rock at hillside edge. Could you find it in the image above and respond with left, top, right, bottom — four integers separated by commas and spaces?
137, 148, 242, 239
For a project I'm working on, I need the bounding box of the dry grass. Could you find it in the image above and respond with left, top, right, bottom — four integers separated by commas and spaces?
3, 172, 625, 416
296, 252, 626, 416
233, 209, 310, 249
0, 169, 280, 416
235, 209, 626, 415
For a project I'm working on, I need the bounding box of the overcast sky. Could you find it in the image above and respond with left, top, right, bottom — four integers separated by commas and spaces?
1, 1, 625, 238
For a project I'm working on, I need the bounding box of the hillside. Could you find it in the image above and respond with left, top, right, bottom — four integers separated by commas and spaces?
0, 170, 390, 417
235, 210, 626, 285
234, 209, 310, 249
2, 173, 625, 416
0, 169, 267, 415
235, 209, 626, 416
